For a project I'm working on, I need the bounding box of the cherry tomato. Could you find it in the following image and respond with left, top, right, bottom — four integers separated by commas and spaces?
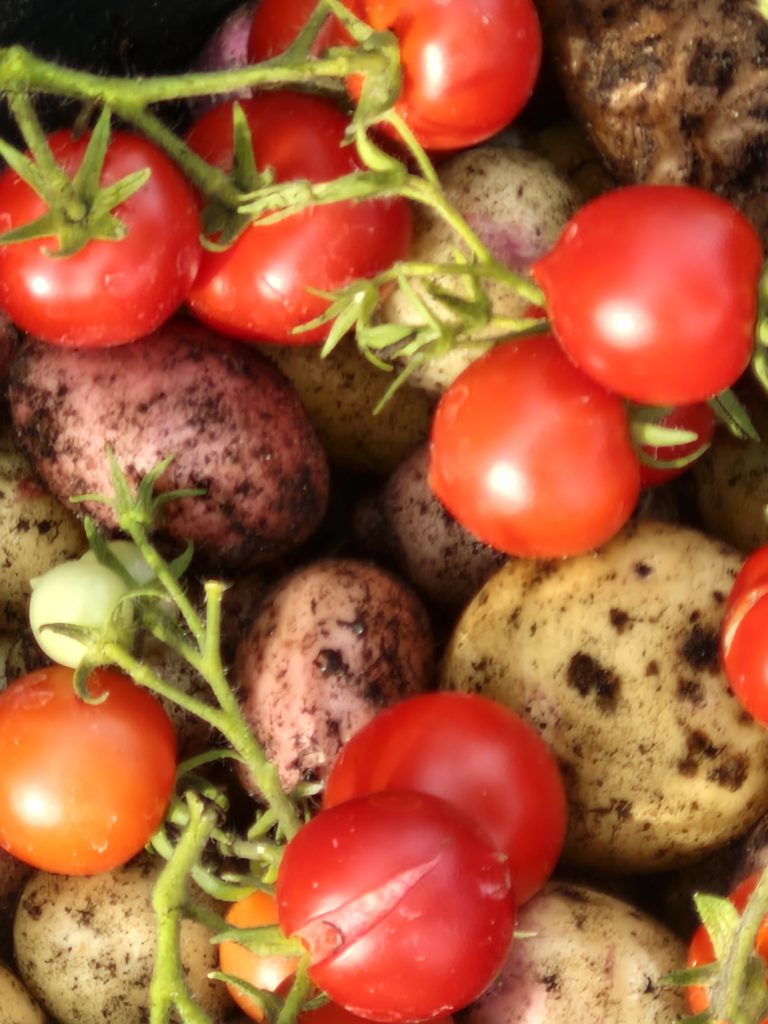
185, 93, 411, 344
721, 546, 768, 725
347, 0, 541, 150
637, 403, 717, 487
219, 889, 298, 1020
324, 691, 566, 904
531, 185, 762, 405
303, 1004, 454, 1024
248, 0, 341, 59
0, 129, 202, 347
428, 333, 641, 558
686, 872, 768, 1022
0, 665, 177, 875
276, 790, 515, 1022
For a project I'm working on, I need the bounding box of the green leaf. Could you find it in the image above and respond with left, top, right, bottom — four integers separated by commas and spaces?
660, 962, 720, 987
0, 136, 52, 199
208, 972, 284, 1023
709, 389, 760, 442
694, 892, 741, 960
71, 105, 112, 204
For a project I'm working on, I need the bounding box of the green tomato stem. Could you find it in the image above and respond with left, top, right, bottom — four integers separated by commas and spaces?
149, 793, 219, 1024
711, 866, 768, 1024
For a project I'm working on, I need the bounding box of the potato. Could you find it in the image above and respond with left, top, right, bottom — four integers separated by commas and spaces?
9, 319, 329, 570
534, 0, 768, 243
234, 557, 435, 793
441, 519, 768, 873
381, 145, 580, 393
0, 426, 85, 630
0, 963, 44, 1024
257, 337, 432, 475
465, 881, 687, 1024
13, 858, 231, 1024
354, 443, 507, 606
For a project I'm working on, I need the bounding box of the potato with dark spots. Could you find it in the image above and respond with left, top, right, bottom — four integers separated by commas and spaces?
234, 558, 435, 794
8, 320, 329, 570
441, 519, 768, 872
13, 859, 230, 1024
354, 443, 507, 607
534, 0, 768, 244
465, 882, 686, 1024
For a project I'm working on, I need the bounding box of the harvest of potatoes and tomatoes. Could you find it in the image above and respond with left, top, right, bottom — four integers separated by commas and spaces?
2, 1, 768, 1022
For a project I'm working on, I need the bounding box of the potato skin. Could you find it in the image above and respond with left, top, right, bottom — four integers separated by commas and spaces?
441, 519, 768, 872
465, 882, 687, 1024
0, 964, 44, 1024
535, 0, 768, 242
234, 558, 435, 792
9, 320, 329, 569
13, 858, 230, 1024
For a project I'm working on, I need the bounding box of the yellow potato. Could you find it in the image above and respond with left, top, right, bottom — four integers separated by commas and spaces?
441, 519, 768, 873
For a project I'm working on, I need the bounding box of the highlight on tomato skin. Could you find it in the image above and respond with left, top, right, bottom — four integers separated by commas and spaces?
323, 691, 566, 905
428, 333, 641, 559
276, 790, 515, 1023
0, 665, 177, 876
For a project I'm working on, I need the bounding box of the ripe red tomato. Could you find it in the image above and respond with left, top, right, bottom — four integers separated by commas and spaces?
428, 334, 641, 558
248, 0, 541, 152
185, 92, 412, 344
686, 872, 768, 1022
276, 790, 515, 1022
721, 546, 768, 725
0, 129, 202, 347
531, 185, 762, 405
0, 665, 177, 875
637, 403, 717, 487
324, 692, 566, 904
220, 889, 298, 1020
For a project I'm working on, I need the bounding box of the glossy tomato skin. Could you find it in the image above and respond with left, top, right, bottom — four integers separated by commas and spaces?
248, 0, 340, 59
638, 402, 716, 487
0, 665, 177, 875
185, 93, 412, 344
356, 0, 541, 150
721, 546, 768, 725
0, 130, 202, 347
324, 691, 566, 904
277, 790, 515, 1022
686, 872, 768, 1021
220, 889, 298, 1020
428, 334, 641, 558
531, 185, 762, 405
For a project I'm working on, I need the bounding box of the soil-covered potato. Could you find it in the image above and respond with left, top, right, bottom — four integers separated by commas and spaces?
465, 881, 687, 1024
9, 319, 329, 570
257, 337, 432, 476
441, 519, 768, 873
13, 858, 231, 1024
0, 963, 44, 1024
0, 427, 85, 630
534, 0, 768, 243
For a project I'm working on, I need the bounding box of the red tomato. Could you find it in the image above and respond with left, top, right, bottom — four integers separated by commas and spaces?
276, 790, 515, 1022
185, 93, 412, 344
638, 403, 717, 487
304, 1004, 454, 1024
686, 872, 768, 1022
220, 889, 298, 1020
0, 666, 177, 875
347, 0, 541, 150
0, 130, 202, 347
531, 185, 762, 405
428, 334, 641, 558
324, 692, 566, 904
721, 546, 768, 725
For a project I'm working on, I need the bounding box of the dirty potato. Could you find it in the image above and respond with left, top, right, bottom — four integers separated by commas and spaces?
441, 519, 768, 872
0, 964, 44, 1024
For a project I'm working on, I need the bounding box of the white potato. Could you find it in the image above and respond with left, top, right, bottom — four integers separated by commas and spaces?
0, 964, 44, 1024
257, 337, 432, 475
13, 859, 231, 1024
381, 145, 580, 393
0, 427, 86, 629
466, 882, 686, 1024
441, 519, 768, 872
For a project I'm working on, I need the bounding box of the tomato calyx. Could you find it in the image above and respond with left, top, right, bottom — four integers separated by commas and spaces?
0, 103, 151, 256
